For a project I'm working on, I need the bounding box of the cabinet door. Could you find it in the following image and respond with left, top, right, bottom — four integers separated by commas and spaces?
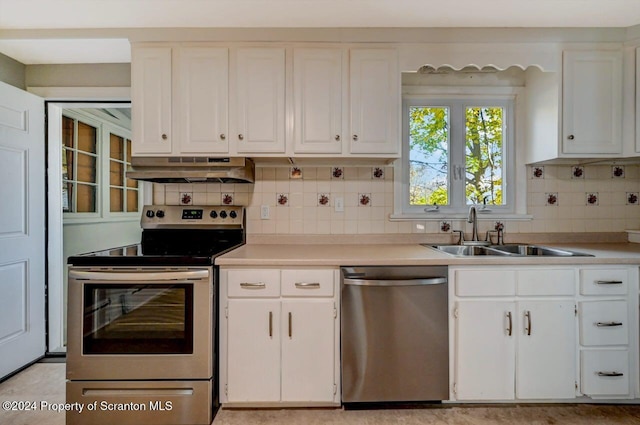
281, 300, 336, 402
516, 301, 576, 399
131, 47, 172, 155
293, 48, 343, 154
562, 50, 623, 154
349, 49, 399, 155
176, 47, 228, 154
226, 299, 280, 402
455, 301, 515, 400
235, 48, 286, 153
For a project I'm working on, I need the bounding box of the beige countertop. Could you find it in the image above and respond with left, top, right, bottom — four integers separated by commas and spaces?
216, 243, 640, 267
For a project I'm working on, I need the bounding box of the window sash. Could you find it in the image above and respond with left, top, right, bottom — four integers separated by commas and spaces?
401, 95, 515, 216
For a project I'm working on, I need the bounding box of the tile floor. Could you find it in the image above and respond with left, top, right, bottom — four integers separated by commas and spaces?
2, 362, 640, 425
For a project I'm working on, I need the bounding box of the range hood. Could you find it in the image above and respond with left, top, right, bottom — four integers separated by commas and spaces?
128, 157, 255, 183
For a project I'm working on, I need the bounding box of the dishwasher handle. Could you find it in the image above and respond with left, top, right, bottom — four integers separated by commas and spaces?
343, 277, 447, 287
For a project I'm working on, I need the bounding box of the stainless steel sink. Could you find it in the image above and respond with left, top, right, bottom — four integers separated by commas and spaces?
488, 244, 594, 257
428, 244, 593, 257
428, 245, 512, 256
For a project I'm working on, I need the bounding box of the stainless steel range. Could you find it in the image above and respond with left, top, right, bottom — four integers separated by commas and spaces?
66, 205, 245, 425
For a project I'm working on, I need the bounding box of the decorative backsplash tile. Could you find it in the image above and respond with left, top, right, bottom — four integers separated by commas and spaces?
152, 164, 640, 235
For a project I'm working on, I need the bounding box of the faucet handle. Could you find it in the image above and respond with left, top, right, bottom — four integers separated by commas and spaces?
453, 230, 464, 245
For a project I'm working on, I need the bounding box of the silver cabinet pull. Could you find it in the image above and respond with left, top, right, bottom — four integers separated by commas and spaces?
295, 282, 321, 289
525, 310, 532, 336
335, 135, 341, 141
288, 312, 292, 339
597, 371, 624, 377
352, 134, 358, 141
567, 134, 574, 140
269, 311, 273, 338
506, 311, 513, 336
162, 134, 168, 140
240, 282, 266, 289
238, 134, 244, 140
596, 280, 623, 285
596, 321, 623, 327
220, 133, 226, 140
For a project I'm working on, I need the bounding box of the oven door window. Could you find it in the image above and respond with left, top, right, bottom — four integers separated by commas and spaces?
83, 284, 194, 354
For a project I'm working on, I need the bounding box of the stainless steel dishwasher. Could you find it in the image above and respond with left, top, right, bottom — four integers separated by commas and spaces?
341, 266, 449, 403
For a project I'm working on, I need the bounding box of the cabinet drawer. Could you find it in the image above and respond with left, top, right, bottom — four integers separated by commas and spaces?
517, 269, 575, 296
581, 350, 630, 397
281, 269, 334, 297
580, 268, 628, 295
455, 269, 516, 297
579, 301, 628, 346
227, 269, 280, 297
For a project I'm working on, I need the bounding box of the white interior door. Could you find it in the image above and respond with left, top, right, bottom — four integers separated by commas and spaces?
0, 81, 46, 379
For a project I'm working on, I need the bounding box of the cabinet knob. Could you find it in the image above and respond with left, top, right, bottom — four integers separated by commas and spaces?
162, 134, 168, 140
220, 134, 226, 140
352, 134, 358, 141
335, 135, 341, 141
238, 134, 244, 141
567, 134, 575, 140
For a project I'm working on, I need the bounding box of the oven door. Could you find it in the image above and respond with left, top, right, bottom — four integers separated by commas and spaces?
67, 267, 212, 380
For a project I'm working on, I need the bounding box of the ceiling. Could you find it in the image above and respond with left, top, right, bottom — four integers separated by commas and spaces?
1, 0, 639, 65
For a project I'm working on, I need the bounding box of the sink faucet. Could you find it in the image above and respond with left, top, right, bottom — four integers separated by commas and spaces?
467, 205, 480, 242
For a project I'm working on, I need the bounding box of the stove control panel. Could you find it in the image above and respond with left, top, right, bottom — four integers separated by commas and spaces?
141, 205, 244, 229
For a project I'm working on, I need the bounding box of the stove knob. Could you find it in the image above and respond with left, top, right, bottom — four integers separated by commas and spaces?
210, 210, 218, 219
145, 210, 155, 218
219, 210, 227, 219
155, 210, 165, 218
229, 210, 237, 219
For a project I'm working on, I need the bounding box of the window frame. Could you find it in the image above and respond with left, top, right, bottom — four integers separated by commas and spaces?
62, 109, 142, 223
393, 85, 527, 220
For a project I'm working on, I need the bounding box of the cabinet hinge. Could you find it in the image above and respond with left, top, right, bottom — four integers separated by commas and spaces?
453, 308, 459, 319
225, 384, 228, 396
575, 381, 578, 390
225, 305, 229, 318
574, 304, 578, 317
334, 303, 337, 319
453, 383, 457, 394
333, 384, 337, 395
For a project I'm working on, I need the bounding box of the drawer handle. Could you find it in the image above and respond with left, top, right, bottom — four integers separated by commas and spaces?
269, 311, 273, 338
525, 310, 532, 336
288, 312, 292, 338
596, 322, 623, 327
597, 371, 624, 377
294, 282, 321, 289
240, 282, 266, 289
596, 280, 623, 285
506, 311, 513, 336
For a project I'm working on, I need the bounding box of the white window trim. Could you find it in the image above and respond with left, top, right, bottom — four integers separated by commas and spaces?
392, 85, 531, 221
62, 108, 142, 224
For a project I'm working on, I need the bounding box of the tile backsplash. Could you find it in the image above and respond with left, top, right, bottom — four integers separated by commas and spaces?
152, 164, 640, 236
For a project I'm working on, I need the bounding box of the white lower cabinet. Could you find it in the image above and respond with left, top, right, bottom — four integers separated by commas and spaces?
226, 299, 281, 402
515, 301, 576, 399
455, 300, 515, 400
577, 266, 637, 399
220, 268, 340, 406
453, 267, 577, 401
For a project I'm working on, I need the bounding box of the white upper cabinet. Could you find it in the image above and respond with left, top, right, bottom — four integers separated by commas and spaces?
234, 47, 286, 154
176, 47, 229, 154
562, 50, 623, 155
349, 48, 400, 155
131, 43, 401, 158
131, 47, 172, 155
292, 48, 343, 154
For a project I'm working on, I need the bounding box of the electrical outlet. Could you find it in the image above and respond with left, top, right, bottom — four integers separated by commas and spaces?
260, 205, 270, 220
334, 197, 344, 212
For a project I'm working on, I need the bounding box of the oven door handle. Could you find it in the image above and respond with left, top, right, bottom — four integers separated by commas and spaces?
68, 269, 209, 281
